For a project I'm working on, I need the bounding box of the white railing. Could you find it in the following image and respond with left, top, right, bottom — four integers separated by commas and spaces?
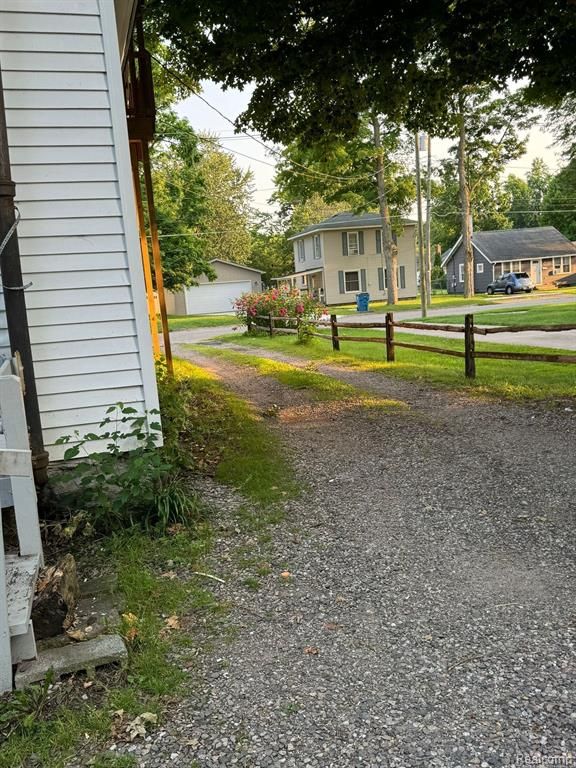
0, 358, 43, 692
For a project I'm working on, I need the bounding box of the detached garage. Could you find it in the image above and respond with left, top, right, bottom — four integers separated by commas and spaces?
166, 259, 263, 316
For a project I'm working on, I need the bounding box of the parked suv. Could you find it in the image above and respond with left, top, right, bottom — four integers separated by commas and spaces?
486, 272, 534, 295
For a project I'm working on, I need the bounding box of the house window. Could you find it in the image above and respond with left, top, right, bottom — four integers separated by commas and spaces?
297, 241, 305, 262
313, 235, 321, 260
397, 266, 406, 290
344, 270, 360, 292
458, 263, 464, 283
554, 256, 571, 273
476, 263, 484, 274
512, 261, 521, 272
347, 232, 360, 255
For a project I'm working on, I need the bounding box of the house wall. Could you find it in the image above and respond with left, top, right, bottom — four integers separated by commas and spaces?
197, 261, 262, 292
292, 234, 324, 274
0, 0, 159, 459
321, 226, 417, 304
446, 245, 494, 294
447, 247, 576, 294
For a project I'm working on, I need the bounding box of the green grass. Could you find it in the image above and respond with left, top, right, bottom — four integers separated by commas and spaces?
1, 358, 298, 767
167, 359, 298, 504
420, 301, 576, 328
332, 293, 495, 315
218, 330, 576, 402
186, 345, 400, 408
167, 314, 237, 330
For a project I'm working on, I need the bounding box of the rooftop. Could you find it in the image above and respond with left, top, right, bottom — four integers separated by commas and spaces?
288, 212, 417, 240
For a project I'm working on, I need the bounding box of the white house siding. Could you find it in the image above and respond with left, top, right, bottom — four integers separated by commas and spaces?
0, 0, 158, 459
317, 227, 417, 304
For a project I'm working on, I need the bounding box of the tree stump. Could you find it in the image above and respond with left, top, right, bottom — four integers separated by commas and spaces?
32, 554, 79, 640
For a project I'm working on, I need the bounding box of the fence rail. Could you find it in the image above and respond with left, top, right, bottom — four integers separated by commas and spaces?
249, 312, 576, 378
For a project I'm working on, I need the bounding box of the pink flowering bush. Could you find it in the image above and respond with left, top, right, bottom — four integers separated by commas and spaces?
234, 286, 322, 340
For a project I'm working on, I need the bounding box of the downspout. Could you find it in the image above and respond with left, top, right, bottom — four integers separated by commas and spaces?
0, 64, 48, 484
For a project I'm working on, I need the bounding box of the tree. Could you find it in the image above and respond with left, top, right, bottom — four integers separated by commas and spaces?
145, 1, 576, 144
431, 160, 512, 250
505, 158, 551, 228
427, 87, 532, 295
196, 138, 254, 265
249, 212, 293, 284
275, 116, 415, 303
150, 109, 213, 290
541, 160, 576, 241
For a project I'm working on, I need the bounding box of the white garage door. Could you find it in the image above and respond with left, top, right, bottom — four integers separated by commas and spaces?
184, 280, 252, 315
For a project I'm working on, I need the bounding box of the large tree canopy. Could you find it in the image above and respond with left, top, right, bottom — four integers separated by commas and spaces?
145, 0, 575, 143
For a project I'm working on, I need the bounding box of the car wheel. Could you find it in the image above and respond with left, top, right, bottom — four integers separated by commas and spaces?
487, 286, 494, 295
505, 286, 513, 295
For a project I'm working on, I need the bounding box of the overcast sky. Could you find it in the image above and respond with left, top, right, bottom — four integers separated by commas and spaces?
176, 80, 563, 215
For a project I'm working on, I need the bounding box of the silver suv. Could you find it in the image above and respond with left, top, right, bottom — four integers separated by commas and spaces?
486, 272, 534, 295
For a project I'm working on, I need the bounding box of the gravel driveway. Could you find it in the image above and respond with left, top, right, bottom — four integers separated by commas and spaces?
126, 346, 576, 768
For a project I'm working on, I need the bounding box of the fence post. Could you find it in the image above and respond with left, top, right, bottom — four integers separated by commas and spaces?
268, 312, 274, 337
385, 312, 395, 362
247, 316, 252, 334
464, 313, 476, 378
330, 314, 340, 351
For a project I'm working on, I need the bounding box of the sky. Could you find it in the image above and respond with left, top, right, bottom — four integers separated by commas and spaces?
176, 80, 564, 216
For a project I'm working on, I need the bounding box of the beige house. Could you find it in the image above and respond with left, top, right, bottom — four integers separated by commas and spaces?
279, 213, 418, 305
166, 259, 263, 315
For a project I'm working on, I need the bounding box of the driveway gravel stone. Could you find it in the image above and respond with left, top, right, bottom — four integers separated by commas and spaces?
115, 345, 576, 768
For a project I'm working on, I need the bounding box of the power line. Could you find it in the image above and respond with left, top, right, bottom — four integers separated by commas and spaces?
151, 54, 376, 185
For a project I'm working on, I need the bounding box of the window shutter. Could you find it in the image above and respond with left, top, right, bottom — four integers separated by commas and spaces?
376, 230, 382, 254
338, 270, 345, 294
358, 231, 364, 255
378, 267, 384, 290
360, 269, 367, 291
342, 232, 348, 256
384, 269, 388, 289
399, 266, 406, 289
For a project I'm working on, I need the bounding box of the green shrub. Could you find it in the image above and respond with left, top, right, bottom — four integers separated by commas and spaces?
55, 404, 200, 534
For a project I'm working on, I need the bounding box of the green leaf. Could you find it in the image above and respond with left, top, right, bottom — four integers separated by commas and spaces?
63, 445, 81, 461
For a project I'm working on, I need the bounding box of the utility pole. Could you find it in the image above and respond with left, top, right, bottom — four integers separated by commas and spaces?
457, 91, 474, 298
0, 65, 48, 483
414, 133, 427, 318
372, 112, 398, 305
425, 135, 432, 307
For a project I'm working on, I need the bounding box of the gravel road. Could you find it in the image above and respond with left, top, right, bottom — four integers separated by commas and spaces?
118, 346, 576, 768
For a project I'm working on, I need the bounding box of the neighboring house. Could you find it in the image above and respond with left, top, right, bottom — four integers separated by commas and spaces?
277, 212, 417, 305
0, 0, 159, 460
442, 227, 576, 294
166, 259, 263, 315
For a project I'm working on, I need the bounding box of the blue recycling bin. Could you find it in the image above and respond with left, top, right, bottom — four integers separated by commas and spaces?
356, 292, 370, 312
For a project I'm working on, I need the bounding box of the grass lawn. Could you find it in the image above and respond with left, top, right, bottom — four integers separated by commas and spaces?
0, 359, 297, 767
218, 330, 576, 402
188, 345, 403, 409
420, 302, 576, 328
167, 314, 237, 330
332, 293, 494, 315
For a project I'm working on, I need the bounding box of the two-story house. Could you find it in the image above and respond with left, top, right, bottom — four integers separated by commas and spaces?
278, 213, 418, 305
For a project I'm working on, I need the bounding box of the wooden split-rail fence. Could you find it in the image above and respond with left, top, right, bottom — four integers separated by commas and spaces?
248, 312, 576, 379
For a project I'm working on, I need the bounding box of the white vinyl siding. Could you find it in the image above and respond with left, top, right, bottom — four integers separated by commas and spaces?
0, 0, 158, 460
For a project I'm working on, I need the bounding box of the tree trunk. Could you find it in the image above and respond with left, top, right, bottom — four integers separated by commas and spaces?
32, 554, 79, 640
414, 132, 427, 318
457, 93, 474, 298
372, 113, 398, 305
